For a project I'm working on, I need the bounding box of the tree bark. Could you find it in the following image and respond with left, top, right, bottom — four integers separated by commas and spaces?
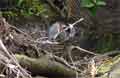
15, 54, 76, 78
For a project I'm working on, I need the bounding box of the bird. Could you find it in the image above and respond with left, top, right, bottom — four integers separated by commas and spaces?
48, 0, 82, 42
48, 21, 76, 42
48, 22, 67, 42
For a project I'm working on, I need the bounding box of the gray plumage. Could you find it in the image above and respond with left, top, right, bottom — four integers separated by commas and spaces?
48, 22, 76, 42
48, 22, 66, 41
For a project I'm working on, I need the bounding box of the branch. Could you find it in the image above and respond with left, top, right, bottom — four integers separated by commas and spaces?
15, 54, 76, 77
70, 45, 99, 56
46, 0, 65, 17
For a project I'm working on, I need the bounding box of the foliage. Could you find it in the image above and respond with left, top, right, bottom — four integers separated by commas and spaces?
96, 33, 115, 53
1, 0, 56, 19
81, 0, 106, 15
97, 55, 120, 78
16, 0, 50, 17
1, 0, 106, 18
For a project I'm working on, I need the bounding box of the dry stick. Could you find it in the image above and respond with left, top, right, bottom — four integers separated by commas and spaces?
46, 0, 65, 17
9, 25, 31, 38
67, 45, 99, 78
0, 39, 31, 78
67, 46, 74, 65
88, 58, 96, 78
53, 54, 82, 72
72, 46, 100, 56
29, 39, 59, 44
64, 18, 84, 31
71, 18, 84, 26
67, 46, 79, 78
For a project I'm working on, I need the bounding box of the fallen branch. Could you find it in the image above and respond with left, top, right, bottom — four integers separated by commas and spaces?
15, 54, 76, 77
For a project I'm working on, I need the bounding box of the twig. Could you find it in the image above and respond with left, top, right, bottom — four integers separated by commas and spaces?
29, 39, 59, 44
66, 45, 75, 66
0, 39, 32, 78
46, 0, 65, 17
38, 48, 81, 72
64, 18, 84, 31
88, 58, 96, 78
10, 25, 32, 38
67, 46, 79, 78
53, 54, 82, 72
71, 18, 84, 26
70, 45, 99, 56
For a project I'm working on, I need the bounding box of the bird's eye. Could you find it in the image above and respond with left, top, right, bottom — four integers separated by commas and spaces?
66, 28, 70, 33
62, 26, 66, 29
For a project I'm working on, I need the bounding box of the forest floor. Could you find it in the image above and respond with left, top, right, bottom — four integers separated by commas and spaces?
0, 17, 120, 78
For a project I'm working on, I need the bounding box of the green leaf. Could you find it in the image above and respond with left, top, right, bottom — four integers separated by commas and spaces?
81, 0, 94, 8
88, 7, 97, 16
17, 0, 24, 7
28, 8, 34, 15
93, 0, 97, 3
96, 1, 106, 6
